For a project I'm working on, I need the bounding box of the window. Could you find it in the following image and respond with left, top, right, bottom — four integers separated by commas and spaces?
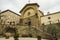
25, 23, 27, 24
28, 12, 30, 16
28, 21, 31, 25
48, 17, 51, 19
8, 22, 9, 23
10, 22, 12, 25
35, 13, 38, 18
12, 21, 15, 25
42, 23, 44, 25
25, 22, 28, 26
7, 22, 10, 25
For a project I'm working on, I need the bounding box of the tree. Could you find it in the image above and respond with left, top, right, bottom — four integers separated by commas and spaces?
47, 24, 59, 40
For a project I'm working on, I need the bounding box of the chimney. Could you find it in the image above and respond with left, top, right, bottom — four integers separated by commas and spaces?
47, 12, 50, 15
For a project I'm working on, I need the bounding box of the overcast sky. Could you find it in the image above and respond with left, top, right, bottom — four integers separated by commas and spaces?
0, 0, 60, 15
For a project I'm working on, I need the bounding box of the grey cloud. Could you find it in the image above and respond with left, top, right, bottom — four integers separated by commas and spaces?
0, 0, 60, 15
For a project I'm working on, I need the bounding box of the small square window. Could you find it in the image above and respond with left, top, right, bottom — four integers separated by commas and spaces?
25, 23, 27, 24
28, 21, 31, 25
42, 23, 44, 25
8, 22, 9, 23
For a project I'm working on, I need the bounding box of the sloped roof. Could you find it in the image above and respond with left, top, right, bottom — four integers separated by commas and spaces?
20, 3, 40, 13
0, 9, 20, 16
39, 10, 44, 16
41, 11, 60, 17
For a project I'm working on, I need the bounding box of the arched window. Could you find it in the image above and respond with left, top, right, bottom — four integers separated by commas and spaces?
35, 13, 38, 18
28, 12, 30, 16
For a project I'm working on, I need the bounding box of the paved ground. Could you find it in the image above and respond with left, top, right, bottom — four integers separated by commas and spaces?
0, 37, 37, 40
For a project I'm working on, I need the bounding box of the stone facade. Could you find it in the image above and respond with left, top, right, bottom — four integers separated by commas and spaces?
0, 3, 60, 38
41, 12, 60, 25
0, 10, 20, 25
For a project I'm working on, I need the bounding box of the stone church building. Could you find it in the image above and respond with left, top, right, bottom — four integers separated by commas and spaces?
0, 3, 60, 38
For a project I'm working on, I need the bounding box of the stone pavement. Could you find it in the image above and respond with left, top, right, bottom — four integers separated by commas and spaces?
0, 37, 37, 40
